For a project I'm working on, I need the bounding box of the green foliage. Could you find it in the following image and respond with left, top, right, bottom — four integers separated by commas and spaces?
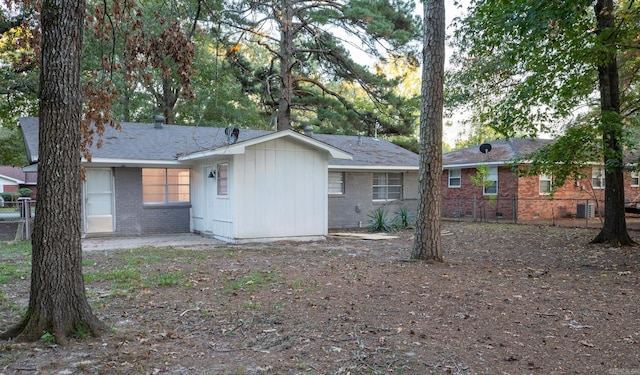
0, 23, 38, 166
228, 271, 278, 292
367, 208, 393, 232
17, 188, 32, 197
448, 1, 599, 137
40, 332, 55, 345
510, 123, 600, 190
0, 192, 17, 202
221, 0, 422, 136
390, 135, 419, 154
393, 207, 415, 229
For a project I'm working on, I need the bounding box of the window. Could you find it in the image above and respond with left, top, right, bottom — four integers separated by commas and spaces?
142, 168, 190, 204
328, 172, 344, 195
217, 163, 228, 196
483, 167, 498, 195
448, 169, 461, 188
539, 173, 552, 195
592, 167, 605, 189
373, 172, 402, 201
632, 171, 639, 187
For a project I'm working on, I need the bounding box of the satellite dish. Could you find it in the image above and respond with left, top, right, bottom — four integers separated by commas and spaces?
225, 126, 240, 144
479, 143, 492, 154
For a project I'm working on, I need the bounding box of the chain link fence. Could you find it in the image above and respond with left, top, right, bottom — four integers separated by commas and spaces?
441, 196, 638, 230
0, 199, 35, 241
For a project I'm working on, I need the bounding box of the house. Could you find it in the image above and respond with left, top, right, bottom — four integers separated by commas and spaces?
441, 138, 640, 221
0, 165, 37, 196
19, 117, 419, 243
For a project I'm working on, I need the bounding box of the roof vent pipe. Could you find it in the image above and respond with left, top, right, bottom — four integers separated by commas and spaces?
153, 115, 165, 129
357, 133, 362, 145
303, 125, 313, 137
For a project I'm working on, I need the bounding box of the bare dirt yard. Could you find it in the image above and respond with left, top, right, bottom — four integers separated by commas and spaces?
1, 221, 640, 374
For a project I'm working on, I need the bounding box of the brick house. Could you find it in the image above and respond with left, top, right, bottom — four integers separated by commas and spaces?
0, 166, 37, 197
20, 117, 418, 242
441, 138, 640, 222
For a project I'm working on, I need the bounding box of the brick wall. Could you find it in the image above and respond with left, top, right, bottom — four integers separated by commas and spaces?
442, 165, 634, 221
442, 166, 517, 220
328, 171, 419, 229
113, 167, 190, 236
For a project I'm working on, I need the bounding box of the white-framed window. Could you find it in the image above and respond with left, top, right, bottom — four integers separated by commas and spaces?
142, 168, 190, 204
483, 167, 498, 195
328, 172, 345, 195
448, 169, 461, 188
373, 172, 402, 201
631, 171, 639, 187
217, 163, 228, 196
539, 173, 552, 195
592, 166, 605, 189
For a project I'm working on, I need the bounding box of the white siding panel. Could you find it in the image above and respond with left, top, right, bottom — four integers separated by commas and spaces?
235, 138, 328, 241
190, 164, 206, 233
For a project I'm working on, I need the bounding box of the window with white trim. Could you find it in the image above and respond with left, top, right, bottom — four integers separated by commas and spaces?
539, 173, 552, 195
217, 163, 228, 196
483, 167, 498, 195
448, 169, 461, 188
373, 172, 402, 201
631, 171, 639, 187
142, 168, 190, 204
328, 172, 345, 195
592, 166, 605, 189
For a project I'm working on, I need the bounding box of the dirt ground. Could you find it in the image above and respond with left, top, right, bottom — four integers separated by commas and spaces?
1, 221, 640, 374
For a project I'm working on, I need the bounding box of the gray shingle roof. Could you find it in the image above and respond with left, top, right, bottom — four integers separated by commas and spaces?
442, 138, 554, 167
19, 117, 418, 169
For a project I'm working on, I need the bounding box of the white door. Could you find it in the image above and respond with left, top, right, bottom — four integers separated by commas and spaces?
84, 168, 114, 233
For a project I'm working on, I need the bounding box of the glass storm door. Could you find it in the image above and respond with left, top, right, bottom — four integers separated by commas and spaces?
84, 168, 114, 233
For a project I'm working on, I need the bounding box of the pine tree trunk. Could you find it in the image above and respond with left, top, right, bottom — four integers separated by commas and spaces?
0, 0, 105, 343
277, 0, 293, 131
591, 0, 635, 246
412, 0, 444, 261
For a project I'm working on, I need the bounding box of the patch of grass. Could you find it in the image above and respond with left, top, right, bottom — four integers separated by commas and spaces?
227, 270, 279, 292
0, 343, 17, 367
285, 278, 318, 292
83, 265, 141, 284
145, 271, 185, 287
0, 241, 32, 283
243, 301, 261, 309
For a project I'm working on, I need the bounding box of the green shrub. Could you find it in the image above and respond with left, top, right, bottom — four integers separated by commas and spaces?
393, 207, 415, 229
0, 192, 17, 202
17, 188, 33, 197
367, 208, 393, 232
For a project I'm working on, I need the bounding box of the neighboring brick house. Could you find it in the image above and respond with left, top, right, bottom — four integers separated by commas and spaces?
441, 138, 640, 221
0, 165, 37, 197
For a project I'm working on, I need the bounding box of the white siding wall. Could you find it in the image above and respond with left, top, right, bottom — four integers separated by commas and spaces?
189, 165, 206, 233
234, 138, 327, 241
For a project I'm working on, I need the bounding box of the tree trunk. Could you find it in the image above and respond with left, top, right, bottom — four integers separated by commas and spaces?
277, 0, 293, 131
591, 0, 635, 246
412, 0, 445, 261
0, 0, 105, 343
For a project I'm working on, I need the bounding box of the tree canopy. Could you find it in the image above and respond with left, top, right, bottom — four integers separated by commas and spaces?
217, 0, 422, 135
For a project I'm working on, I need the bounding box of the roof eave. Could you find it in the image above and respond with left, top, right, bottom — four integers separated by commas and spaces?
83, 158, 183, 167
329, 165, 419, 171
180, 130, 352, 161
